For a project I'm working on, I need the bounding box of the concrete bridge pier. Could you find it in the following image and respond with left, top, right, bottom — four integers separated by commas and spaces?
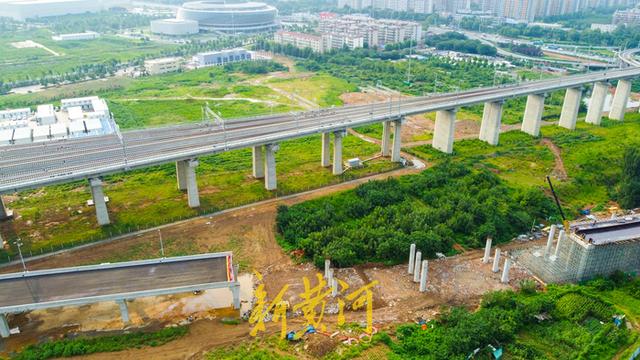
391, 118, 404, 162
419, 260, 428, 292
176, 161, 187, 190
521, 93, 546, 137
381, 121, 392, 156
333, 130, 346, 175
479, 101, 503, 145
264, 144, 279, 191
482, 237, 492, 264
554, 229, 565, 258
0, 197, 13, 221
117, 299, 130, 324
413, 251, 422, 283
252, 146, 265, 179
432, 109, 457, 154
408, 243, 416, 274
492, 248, 501, 273
585, 81, 609, 125
501, 257, 512, 283
0, 314, 9, 338
185, 159, 200, 208
544, 224, 557, 259
609, 79, 632, 121
321, 133, 331, 168
89, 178, 110, 226
559, 87, 583, 130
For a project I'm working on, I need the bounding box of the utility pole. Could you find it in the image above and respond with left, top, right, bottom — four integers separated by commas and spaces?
14, 239, 26, 272
158, 229, 165, 258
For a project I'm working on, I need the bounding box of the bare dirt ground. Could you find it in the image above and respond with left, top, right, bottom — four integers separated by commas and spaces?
541, 138, 568, 181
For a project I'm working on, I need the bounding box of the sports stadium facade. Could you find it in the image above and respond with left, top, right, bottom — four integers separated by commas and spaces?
177, 0, 278, 33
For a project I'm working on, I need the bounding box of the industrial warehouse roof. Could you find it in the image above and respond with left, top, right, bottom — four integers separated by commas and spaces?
574, 217, 640, 245
0, 252, 235, 313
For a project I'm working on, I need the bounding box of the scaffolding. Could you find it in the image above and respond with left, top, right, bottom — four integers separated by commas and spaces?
515, 219, 640, 283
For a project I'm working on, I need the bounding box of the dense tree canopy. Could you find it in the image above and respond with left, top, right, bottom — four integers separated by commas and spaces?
425, 32, 497, 57
617, 147, 640, 209
277, 162, 555, 267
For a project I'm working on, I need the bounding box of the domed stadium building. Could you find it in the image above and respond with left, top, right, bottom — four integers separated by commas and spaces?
177, 0, 278, 33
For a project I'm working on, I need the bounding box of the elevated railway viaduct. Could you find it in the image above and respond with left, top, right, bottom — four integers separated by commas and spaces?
1, 67, 639, 225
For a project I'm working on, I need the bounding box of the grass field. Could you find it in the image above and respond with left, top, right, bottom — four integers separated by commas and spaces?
267, 74, 358, 107
0, 28, 176, 83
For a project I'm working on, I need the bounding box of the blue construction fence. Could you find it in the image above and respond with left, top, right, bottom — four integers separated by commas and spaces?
630, 346, 640, 360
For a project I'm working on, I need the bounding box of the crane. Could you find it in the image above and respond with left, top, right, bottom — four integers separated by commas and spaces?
546, 176, 569, 232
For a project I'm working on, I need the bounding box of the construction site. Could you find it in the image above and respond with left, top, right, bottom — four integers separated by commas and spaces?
516, 216, 640, 283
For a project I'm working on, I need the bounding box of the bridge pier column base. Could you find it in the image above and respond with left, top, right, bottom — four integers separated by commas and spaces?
252, 146, 264, 179
333, 130, 346, 175
585, 82, 609, 125
479, 101, 503, 146
432, 109, 456, 154
521, 94, 546, 137
321, 133, 331, 168
90, 178, 110, 226
117, 300, 130, 325
381, 121, 392, 157
186, 159, 200, 208
0, 197, 13, 221
559, 87, 583, 130
0, 314, 10, 338
391, 118, 404, 163
264, 144, 279, 191
610, 79, 632, 121
231, 285, 240, 310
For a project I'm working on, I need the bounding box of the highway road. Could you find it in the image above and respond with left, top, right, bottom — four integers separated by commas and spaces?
1, 67, 640, 194
620, 48, 640, 67
429, 26, 617, 68
0, 255, 229, 311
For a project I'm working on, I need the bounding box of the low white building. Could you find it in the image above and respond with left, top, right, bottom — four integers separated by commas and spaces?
150, 18, 199, 36
52, 31, 100, 41
0, 96, 115, 146
0, 108, 30, 121
36, 104, 56, 125
192, 49, 253, 67
144, 57, 183, 75
12, 127, 32, 145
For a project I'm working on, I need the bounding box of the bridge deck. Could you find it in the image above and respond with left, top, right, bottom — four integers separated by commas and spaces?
0, 253, 232, 313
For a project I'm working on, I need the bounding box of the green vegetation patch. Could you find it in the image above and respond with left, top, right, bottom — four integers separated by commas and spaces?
13, 326, 187, 360
276, 162, 555, 267
267, 74, 357, 107
390, 278, 638, 360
